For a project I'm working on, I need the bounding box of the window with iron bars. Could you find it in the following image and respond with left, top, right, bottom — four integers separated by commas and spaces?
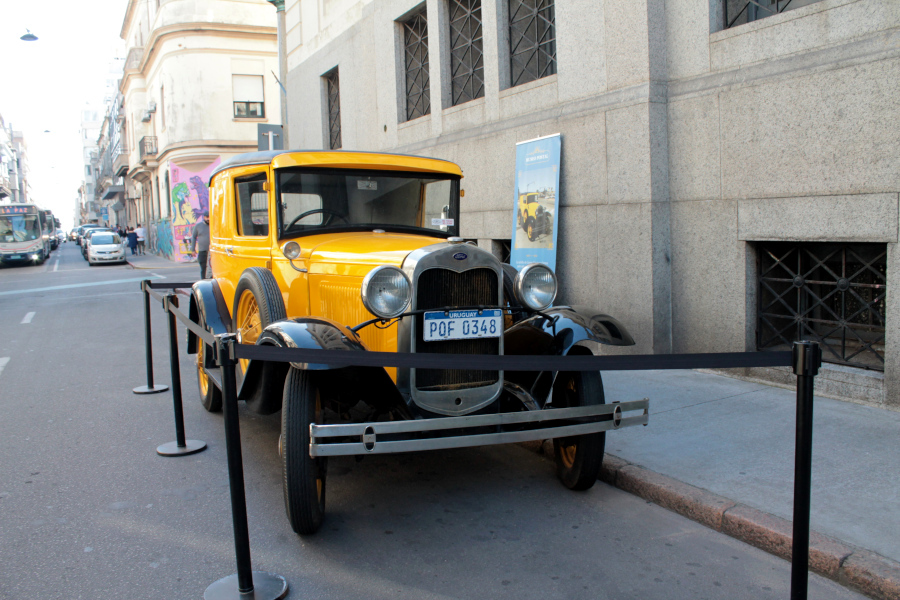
508, 0, 556, 87
324, 69, 341, 150
757, 242, 886, 371
449, 0, 484, 106
725, 0, 823, 29
403, 9, 430, 121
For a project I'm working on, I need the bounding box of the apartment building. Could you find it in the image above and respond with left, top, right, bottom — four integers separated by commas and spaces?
118, 0, 281, 260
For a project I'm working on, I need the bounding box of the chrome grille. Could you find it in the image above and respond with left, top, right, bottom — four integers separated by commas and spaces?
414, 267, 499, 390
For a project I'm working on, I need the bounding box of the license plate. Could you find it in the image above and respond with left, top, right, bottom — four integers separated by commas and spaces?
9, 255, 21, 259
423, 309, 503, 342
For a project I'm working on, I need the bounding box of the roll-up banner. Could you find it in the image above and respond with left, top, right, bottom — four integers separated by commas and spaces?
510, 133, 561, 272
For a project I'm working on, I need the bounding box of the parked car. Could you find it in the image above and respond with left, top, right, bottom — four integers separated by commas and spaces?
82, 228, 113, 259
186, 150, 636, 535
86, 232, 126, 265
77, 224, 102, 246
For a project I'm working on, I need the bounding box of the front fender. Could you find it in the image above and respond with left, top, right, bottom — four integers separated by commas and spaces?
253, 317, 370, 371
186, 279, 231, 355
504, 305, 634, 357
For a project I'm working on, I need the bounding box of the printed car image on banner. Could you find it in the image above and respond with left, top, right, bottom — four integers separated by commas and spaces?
168, 158, 220, 261
510, 134, 561, 272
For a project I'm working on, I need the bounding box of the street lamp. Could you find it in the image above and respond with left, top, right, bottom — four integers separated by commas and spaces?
20, 29, 38, 42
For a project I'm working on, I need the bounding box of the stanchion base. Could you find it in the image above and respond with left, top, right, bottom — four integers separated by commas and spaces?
157, 440, 207, 457
204, 571, 288, 600
133, 384, 169, 395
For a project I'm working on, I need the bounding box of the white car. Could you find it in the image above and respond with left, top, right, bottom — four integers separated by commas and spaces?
87, 232, 126, 265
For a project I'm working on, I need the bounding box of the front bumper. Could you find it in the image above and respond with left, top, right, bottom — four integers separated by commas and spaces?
309, 397, 649, 457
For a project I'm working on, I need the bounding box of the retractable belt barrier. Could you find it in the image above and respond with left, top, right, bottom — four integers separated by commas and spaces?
134, 278, 821, 600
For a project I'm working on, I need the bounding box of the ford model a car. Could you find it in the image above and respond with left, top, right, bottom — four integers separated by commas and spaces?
187, 150, 640, 535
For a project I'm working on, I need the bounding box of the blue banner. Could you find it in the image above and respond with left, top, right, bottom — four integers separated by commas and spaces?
510, 134, 561, 272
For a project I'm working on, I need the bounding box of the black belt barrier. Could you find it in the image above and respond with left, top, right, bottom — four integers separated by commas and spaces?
137, 279, 821, 600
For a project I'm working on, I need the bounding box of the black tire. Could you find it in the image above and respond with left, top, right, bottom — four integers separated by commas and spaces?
526, 217, 537, 242
282, 367, 326, 535
232, 267, 286, 413
552, 366, 606, 491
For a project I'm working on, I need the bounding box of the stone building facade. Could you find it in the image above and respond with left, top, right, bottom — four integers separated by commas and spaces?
282, 0, 899, 407
118, 0, 281, 261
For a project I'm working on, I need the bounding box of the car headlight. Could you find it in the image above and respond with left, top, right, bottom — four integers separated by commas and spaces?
514, 263, 557, 311
361, 266, 411, 319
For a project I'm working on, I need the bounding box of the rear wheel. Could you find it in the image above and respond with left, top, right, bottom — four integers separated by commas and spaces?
552, 368, 606, 491
196, 326, 222, 412
281, 368, 326, 534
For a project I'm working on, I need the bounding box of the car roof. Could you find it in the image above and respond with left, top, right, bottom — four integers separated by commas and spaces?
209, 150, 463, 183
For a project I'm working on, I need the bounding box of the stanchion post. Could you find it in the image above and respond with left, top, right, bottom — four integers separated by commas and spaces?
156, 294, 206, 457
205, 334, 287, 600
790, 340, 821, 600
133, 279, 169, 395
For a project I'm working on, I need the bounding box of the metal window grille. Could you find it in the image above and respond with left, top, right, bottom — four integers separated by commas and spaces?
725, 0, 822, 29
325, 69, 342, 150
757, 242, 887, 370
449, 0, 484, 106
403, 9, 430, 121
508, 0, 556, 87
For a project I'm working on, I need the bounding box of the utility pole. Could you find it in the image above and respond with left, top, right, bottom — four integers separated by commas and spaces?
267, 0, 289, 149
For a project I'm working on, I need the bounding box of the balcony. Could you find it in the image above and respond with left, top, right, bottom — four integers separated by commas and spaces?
125, 47, 144, 72
113, 146, 129, 177
139, 137, 158, 163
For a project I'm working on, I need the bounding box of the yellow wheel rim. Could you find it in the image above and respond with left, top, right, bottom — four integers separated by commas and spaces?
560, 444, 577, 469
235, 291, 262, 373
527, 223, 534, 238
197, 341, 209, 397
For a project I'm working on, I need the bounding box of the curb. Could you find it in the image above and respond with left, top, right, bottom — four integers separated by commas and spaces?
526, 442, 900, 600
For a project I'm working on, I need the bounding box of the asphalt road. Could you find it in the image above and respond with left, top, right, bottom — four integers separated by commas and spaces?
0, 243, 866, 600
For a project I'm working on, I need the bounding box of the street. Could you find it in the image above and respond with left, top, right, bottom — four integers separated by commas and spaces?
0, 243, 866, 600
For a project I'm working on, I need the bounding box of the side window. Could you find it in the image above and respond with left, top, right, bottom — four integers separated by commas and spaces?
235, 174, 269, 236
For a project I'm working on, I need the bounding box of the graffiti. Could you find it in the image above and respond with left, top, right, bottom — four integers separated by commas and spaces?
165, 158, 221, 262
155, 218, 175, 259
190, 176, 210, 218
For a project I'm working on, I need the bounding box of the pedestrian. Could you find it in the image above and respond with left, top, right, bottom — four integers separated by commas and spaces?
135, 223, 146, 255
126, 227, 138, 255
191, 211, 211, 279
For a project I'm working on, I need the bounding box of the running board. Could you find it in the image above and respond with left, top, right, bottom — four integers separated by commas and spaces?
309, 398, 649, 457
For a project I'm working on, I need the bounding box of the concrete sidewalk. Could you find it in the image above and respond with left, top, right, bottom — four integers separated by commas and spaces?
126, 251, 196, 271
557, 369, 900, 599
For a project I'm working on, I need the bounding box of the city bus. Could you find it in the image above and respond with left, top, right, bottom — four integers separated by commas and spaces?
0, 203, 51, 265
42, 209, 59, 250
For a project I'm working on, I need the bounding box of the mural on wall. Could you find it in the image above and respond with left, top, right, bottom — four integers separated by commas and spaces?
168, 158, 221, 262
154, 218, 175, 259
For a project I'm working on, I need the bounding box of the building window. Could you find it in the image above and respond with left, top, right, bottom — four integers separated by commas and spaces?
233, 75, 265, 118
324, 69, 342, 149
448, 0, 484, 106
757, 242, 886, 370
402, 9, 430, 121
508, 0, 556, 87
725, 0, 823, 29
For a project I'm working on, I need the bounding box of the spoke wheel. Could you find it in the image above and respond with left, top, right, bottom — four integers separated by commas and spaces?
235, 292, 262, 375
282, 368, 326, 535
552, 367, 606, 491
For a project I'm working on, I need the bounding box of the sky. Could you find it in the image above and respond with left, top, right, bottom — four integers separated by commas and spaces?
1, 0, 128, 229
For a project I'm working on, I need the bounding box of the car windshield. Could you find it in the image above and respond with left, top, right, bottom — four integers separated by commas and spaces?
0, 215, 42, 242
277, 168, 459, 238
92, 234, 120, 245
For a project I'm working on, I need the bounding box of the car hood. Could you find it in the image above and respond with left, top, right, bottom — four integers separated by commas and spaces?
306, 232, 444, 271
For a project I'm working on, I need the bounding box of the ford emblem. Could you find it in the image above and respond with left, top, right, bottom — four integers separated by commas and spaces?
452, 252, 468, 260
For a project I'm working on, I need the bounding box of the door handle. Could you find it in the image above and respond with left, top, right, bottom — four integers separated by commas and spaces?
225, 247, 234, 255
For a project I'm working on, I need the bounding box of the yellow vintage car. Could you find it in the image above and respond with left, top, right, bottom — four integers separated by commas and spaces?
517, 191, 553, 241
186, 150, 637, 535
